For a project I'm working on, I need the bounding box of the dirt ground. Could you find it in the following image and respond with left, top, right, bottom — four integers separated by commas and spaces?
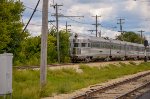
48, 61, 143, 73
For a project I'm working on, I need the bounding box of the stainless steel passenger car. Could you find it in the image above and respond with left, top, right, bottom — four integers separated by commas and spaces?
70, 34, 150, 62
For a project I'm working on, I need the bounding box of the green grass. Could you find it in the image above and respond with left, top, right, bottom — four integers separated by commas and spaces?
10, 62, 150, 99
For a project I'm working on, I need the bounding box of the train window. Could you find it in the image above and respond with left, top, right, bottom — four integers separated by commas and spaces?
104, 42, 106, 48
105, 42, 108, 48
97, 43, 100, 48
121, 45, 124, 50
136, 47, 139, 51
74, 43, 79, 47
92, 43, 96, 48
88, 43, 91, 47
82, 43, 87, 47
99, 42, 102, 48
101, 42, 104, 48
91, 43, 93, 47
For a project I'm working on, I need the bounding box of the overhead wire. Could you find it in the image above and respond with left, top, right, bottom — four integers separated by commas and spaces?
22, 0, 150, 35
22, 0, 40, 33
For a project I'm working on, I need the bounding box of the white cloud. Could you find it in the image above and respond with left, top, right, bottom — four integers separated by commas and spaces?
125, 1, 138, 11
20, 0, 150, 38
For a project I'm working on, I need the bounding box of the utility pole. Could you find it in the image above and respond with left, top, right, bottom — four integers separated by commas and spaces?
51, 4, 84, 63
138, 30, 145, 44
92, 15, 101, 37
117, 18, 125, 34
99, 30, 101, 37
117, 18, 125, 41
40, 0, 49, 88
66, 21, 71, 33
51, 3, 63, 63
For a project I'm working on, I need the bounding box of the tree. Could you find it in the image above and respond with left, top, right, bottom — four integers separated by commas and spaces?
47, 29, 70, 63
59, 30, 70, 63
0, 0, 29, 55
116, 31, 145, 44
14, 36, 41, 66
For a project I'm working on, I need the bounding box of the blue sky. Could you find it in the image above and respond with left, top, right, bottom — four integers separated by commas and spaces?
21, 0, 150, 40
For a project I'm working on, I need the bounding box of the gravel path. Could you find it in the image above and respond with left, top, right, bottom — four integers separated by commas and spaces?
49, 61, 142, 73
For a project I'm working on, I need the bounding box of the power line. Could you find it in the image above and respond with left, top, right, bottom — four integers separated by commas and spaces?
23, 5, 57, 31
24, 5, 52, 14
66, 17, 91, 25
22, 0, 41, 33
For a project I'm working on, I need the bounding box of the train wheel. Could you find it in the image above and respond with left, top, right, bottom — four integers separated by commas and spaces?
105, 57, 110, 62
121, 57, 126, 61
134, 57, 138, 61
85, 58, 90, 63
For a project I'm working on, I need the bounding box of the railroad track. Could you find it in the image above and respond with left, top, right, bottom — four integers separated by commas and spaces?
13, 63, 75, 69
13, 60, 142, 69
72, 71, 150, 99
116, 81, 150, 99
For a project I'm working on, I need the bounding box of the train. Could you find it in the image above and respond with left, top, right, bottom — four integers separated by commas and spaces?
69, 33, 150, 62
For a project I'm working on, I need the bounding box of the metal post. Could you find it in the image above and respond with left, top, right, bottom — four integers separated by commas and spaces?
96, 15, 98, 37
40, 0, 48, 88
66, 21, 67, 33
144, 46, 147, 62
138, 30, 145, 44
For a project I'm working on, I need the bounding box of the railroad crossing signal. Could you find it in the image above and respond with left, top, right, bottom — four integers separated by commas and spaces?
144, 40, 149, 62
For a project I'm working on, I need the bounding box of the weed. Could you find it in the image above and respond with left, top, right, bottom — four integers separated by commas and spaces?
12, 62, 150, 98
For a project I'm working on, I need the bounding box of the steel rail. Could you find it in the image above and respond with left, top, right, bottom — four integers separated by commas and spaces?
116, 81, 150, 99
72, 71, 150, 99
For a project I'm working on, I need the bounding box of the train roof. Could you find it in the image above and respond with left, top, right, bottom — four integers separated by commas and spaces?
70, 33, 145, 47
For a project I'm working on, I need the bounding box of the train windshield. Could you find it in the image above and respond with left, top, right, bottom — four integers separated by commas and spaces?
81, 43, 87, 47
74, 43, 79, 47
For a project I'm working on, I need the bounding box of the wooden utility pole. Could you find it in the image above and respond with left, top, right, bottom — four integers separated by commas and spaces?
51, 3, 63, 63
117, 18, 125, 34
92, 15, 101, 37
51, 4, 83, 63
99, 30, 101, 37
117, 18, 125, 41
66, 21, 71, 33
56, 3, 62, 63
40, 0, 49, 88
138, 30, 145, 44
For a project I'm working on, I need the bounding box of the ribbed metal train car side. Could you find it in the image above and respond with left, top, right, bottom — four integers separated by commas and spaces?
70, 34, 150, 62
89, 36, 110, 61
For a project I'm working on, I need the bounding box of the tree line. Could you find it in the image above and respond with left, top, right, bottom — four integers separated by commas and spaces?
0, 0, 145, 66
0, 0, 70, 66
